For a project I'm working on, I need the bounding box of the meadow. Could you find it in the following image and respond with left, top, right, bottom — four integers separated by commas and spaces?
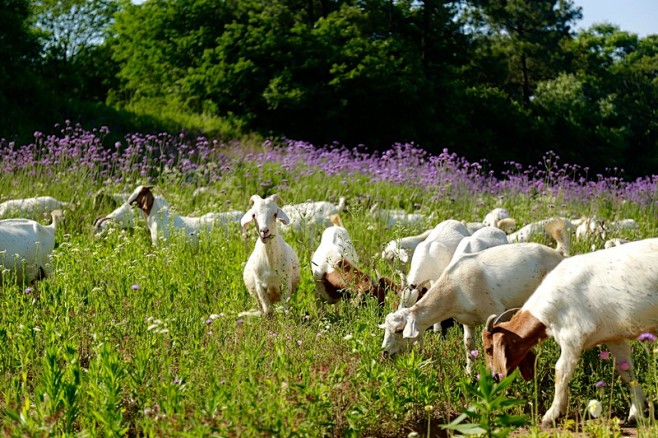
1, 120, 658, 437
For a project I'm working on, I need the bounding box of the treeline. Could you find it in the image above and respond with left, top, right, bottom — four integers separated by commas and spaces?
2, 0, 658, 178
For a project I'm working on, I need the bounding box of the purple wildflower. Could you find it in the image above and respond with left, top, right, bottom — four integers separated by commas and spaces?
638, 332, 657, 343
599, 351, 610, 360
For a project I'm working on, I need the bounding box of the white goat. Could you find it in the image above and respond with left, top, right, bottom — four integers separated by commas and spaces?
312, 215, 399, 309
281, 197, 347, 236
370, 206, 430, 229
381, 242, 564, 374
380, 228, 434, 268
0, 196, 74, 219
451, 226, 509, 261
482, 208, 516, 232
240, 194, 300, 317
398, 219, 471, 309
93, 201, 143, 234
127, 185, 243, 246
483, 238, 658, 428
506, 217, 572, 256
0, 210, 63, 284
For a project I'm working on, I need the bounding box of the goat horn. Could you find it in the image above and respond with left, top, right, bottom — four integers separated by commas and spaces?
485, 314, 497, 333
249, 194, 262, 205
494, 308, 520, 326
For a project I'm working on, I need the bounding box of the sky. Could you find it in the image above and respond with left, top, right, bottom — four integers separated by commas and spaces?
573, 0, 658, 37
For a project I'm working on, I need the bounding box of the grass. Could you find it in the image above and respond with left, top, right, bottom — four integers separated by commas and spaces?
1, 124, 658, 436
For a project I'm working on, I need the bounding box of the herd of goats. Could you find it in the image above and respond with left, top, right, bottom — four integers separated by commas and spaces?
0, 185, 656, 428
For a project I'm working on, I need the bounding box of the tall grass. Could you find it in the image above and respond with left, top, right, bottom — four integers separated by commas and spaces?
1, 121, 658, 436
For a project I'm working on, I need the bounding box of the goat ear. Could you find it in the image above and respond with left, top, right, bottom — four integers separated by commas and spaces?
240, 209, 254, 229
403, 314, 419, 339
276, 208, 291, 225
248, 194, 261, 206
399, 249, 409, 263
270, 193, 284, 206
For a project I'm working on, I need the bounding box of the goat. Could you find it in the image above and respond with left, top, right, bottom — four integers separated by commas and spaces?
506, 217, 571, 256
370, 205, 431, 229
450, 226, 509, 261
381, 242, 564, 374
398, 219, 471, 309
280, 197, 347, 236
0, 196, 74, 219
380, 228, 434, 268
312, 215, 399, 309
482, 208, 516, 232
483, 238, 658, 428
240, 194, 300, 317
0, 210, 63, 284
127, 185, 242, 246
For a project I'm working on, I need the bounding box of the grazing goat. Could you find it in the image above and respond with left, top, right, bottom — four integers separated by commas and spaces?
240, 194, 300, 317
127, 185, 243, 246
482, 208, 516, 232
370, 206, 431, 229
281, 197, 347, 237
482, 238, 658, 428
381, 242, 564, 374
312, 215, 399, 309
506, 217, 571, 256
0, 210, 63, 284
380, 228, 434, 268
398, 219, 470, 309
93, 201, 143, 234
0, 196, 74, 219
450, 226, 509, 261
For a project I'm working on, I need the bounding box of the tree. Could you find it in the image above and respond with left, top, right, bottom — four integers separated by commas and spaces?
465, 0, 582, 105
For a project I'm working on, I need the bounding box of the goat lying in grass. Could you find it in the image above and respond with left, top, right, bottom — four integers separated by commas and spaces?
483, 238, 658, 428
281, 197, 347, 237
127, 185, 243, 246
240, 194, 300, 317
312, 215, 399, 310
381, 242, 564, 374
0, 210, 63, 284
0, 196, 74, 219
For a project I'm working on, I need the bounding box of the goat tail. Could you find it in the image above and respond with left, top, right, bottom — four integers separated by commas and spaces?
330, 214, 343, 227
545, 218, 571, 257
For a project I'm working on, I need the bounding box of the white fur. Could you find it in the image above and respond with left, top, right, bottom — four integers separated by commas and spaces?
0, 211, 63, 283
126, 186, 243, 246
451, 226, 509, 261
281, 197, 346, 236
398, 219, 470, 309
482, 208, 515, 231
240, 194, 300, 317
381, 242, 564, 374
506, 217, 572, 256
492, 238, 658, 427
380, 228, 433, 267
311, 217, 359, 305
0, 196, 74, 219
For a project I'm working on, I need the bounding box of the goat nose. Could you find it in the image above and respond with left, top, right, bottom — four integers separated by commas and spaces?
381, 350, 390, 360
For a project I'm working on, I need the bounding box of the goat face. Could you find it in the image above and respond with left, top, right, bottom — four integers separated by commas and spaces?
127, 186, 155, 216
379, 309, 413, 358
241, 194, 290, 243
483, 311, 538, 381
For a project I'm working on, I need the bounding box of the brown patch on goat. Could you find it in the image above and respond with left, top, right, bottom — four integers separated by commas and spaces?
483, 310, 548, 381
130, 187, 155, 217
322, 259, 395, 306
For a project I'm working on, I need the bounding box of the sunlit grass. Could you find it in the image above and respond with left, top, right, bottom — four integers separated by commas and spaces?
1, 123, 658, 436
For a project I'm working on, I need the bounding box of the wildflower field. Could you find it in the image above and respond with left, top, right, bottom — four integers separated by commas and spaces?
2, 121, 658, 437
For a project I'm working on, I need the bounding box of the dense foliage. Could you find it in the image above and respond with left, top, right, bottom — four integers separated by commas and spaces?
2, 0, 658, 178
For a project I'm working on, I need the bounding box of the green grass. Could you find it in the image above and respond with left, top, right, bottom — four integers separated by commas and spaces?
1, 155, 657, 437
